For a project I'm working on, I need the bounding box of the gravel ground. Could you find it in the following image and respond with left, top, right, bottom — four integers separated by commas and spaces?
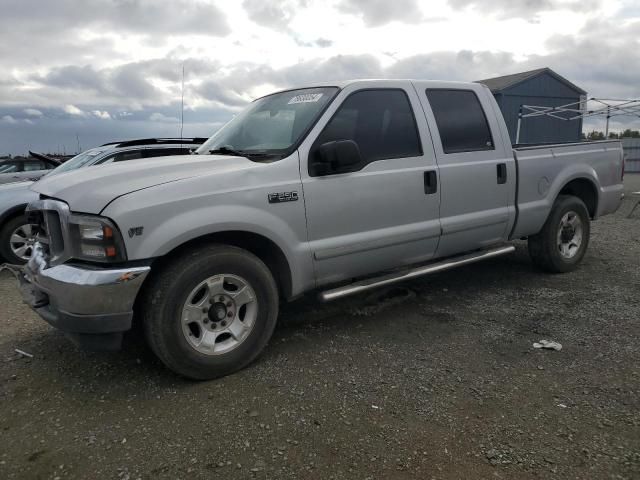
1, 175, 639, 480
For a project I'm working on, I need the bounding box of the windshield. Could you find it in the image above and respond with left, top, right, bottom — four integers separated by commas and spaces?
50, 148, 109, 175
196, 87, 338, 158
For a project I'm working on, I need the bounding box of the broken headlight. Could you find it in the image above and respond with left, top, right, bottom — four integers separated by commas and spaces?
68, 214, 127, 263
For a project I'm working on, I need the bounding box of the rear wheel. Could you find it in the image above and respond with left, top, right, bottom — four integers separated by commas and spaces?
142, 244, 279, 380
0, 215, 35, 265
528, 195, 590, 273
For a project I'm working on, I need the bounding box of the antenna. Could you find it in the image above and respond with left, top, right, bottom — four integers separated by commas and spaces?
76, 133, 81, 153
180, 63, 185, 140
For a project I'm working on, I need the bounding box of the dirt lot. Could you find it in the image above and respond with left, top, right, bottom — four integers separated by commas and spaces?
1, 176, 639, 480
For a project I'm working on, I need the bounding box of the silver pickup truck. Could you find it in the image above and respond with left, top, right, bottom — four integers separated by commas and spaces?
19, 80, 624, 379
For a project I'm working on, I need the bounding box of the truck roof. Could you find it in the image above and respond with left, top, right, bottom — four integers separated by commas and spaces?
263, 79, 488, 99
330, 79, 483, 88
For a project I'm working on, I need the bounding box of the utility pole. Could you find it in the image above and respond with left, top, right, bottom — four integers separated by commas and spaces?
180, 63, 185, 140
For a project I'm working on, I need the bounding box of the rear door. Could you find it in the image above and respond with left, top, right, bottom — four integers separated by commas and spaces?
414, 83, 515, 257
299, 81, 441, 286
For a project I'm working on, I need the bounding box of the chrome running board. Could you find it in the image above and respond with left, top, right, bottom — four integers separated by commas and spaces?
319, 245, 516, 302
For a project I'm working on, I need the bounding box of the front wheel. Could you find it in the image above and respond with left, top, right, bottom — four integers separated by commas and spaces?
142, 245, 279, 380
0, 215, 36, 265
528, 194, 590, 273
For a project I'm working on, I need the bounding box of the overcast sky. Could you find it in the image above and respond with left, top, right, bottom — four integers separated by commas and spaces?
0, 0, 639, 155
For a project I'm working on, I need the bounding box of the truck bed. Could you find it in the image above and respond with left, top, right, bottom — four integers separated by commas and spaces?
511, 140, 624, 239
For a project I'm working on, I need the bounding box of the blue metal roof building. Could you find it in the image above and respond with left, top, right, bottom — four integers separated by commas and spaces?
477, 68, 587, 146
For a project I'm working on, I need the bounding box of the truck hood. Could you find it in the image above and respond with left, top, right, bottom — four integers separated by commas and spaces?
31, 154, 256, 214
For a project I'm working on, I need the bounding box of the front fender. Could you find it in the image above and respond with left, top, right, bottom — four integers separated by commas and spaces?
103, 183, 314, 296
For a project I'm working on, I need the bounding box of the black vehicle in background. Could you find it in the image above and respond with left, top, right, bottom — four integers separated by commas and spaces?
0, 154, 61, 185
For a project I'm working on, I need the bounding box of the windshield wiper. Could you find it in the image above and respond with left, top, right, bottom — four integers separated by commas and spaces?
208, 146, 247, 157
209, 146, 278, 160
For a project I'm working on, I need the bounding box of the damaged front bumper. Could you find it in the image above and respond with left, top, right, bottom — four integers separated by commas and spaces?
20, 243, 150, 350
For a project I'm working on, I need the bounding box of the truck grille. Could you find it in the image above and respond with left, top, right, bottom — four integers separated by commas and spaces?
25, 198, 70, 266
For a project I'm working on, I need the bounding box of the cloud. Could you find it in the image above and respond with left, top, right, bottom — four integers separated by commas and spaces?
1, 115, 18, 124
149, 112, 180, 123
243, 0, 300, 29
197, 80, 251, 107
337, 0, 425, 26
314, 38, 333, 48
0, 1, 231, 78
388, 50, 516, 81
92, 110, 111, 120
448, 0, 602, 19
24, 108, 43, 117
63, 105, 85, 116
294, 37, 334, 48
41, 65, 106, 93
0, 0, 230, 37
36, 63, 155, 100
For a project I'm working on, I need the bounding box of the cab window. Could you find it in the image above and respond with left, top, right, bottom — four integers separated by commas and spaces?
426, 89, 494, 154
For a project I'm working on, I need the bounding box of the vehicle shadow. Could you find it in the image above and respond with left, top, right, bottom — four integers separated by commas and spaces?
8, 242, 542, 391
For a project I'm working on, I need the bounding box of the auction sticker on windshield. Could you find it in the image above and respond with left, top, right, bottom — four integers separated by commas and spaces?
288, 93, 323, 104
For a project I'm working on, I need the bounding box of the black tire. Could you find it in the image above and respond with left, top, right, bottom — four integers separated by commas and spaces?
0, 214, 32, 265
528, 195, 590, 273
142, 244, 279, 380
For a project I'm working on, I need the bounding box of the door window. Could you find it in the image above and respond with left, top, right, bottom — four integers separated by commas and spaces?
426, 89, 494, 154
313, 89, 422, 168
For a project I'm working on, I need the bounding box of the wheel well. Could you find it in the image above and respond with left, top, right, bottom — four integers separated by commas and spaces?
0, 205, 28, 228
154, 231, 293, 300
559, 179, 598, 218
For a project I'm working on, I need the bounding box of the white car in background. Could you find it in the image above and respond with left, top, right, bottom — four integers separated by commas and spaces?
0, 138, 205, 264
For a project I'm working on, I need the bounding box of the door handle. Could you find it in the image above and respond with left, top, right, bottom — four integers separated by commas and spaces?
424, 171, 437, 194
496, 163, 507, 184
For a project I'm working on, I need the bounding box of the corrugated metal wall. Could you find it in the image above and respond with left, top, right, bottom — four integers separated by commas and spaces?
623, 138, 640, 173
494, 73, 583, 145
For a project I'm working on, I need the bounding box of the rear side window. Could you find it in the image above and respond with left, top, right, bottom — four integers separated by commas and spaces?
112, 151, 144, 162
23, 161, 45, 171
426, 89, 494, 154
315, 89, 422, 164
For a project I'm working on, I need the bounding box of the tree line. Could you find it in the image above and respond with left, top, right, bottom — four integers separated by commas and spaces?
583, 129, 640, 140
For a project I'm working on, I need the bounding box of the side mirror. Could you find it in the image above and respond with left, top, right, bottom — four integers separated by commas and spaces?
313, 140, 362, 175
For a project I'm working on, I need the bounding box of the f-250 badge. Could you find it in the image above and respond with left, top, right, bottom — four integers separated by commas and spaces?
268, 191, 299, 204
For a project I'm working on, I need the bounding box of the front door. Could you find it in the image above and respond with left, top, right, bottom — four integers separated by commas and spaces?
298, 81, 441, 286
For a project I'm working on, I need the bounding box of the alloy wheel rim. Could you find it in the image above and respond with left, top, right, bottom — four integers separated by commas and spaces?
557, 211, 583, 259
181, 274, 258, 355
9, 223, 36, 261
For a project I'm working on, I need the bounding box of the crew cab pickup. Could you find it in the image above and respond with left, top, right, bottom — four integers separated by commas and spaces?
19, 80, 624, 379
